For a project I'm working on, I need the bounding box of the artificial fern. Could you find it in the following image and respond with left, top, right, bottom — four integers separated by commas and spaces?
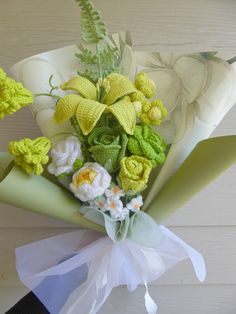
76, 0, 108, 44
76, 43, 123, 82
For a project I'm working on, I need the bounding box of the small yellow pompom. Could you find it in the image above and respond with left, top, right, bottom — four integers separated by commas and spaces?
8, 137, 51, 175
0, 67, 33, 119
140, 99, 167, 125
135, 72, 156, 99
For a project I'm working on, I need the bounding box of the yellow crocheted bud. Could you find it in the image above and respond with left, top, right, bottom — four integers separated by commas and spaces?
0, 68, 33, 119
118, 155, 152, 192
140, 99, 167, 126
8, 137, 51, 175
135, 72, 156, 99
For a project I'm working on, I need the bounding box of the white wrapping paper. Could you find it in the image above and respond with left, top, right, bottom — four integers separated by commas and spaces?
16, 222, 205, 314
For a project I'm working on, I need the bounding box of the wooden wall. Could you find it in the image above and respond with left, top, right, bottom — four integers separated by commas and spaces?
1, 1, 236, 313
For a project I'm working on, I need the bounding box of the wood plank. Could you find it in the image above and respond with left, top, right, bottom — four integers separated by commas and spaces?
1, 0, 236, 70
1, 285, 236, 314
1, 226, 236, 287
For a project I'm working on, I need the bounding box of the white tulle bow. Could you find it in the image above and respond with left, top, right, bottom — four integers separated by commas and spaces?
15, 225, 206, 314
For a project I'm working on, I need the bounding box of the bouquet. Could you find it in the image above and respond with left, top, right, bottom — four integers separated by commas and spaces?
1, 1, 236, 313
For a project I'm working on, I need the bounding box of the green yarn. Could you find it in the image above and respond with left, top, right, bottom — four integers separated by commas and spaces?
140, 99, 168, 126
0, 67, 33, 119
88, 126, 128, 172
118, 155, 152, 192
128, 125, 167, 166
8, 137, 51, 175
135, 72, 156, 99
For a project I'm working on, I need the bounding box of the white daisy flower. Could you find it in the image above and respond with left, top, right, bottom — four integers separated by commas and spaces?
106, 197, 129, 221
126, 195, 143, 212
90, 195, 106, 212
105, 185, 125, 199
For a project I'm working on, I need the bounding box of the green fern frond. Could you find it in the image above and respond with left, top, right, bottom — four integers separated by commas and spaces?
75, 48, 98, 65
76, 0, 108, 44
76, 44, 123, 82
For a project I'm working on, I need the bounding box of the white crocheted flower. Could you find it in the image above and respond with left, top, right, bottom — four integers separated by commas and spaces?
90, 195, 107, 212
48, 136, 83, 176
70, 162, 111, 202
106, 197, 129, 220
105, 185, 125, 199
126, 195, 143, 212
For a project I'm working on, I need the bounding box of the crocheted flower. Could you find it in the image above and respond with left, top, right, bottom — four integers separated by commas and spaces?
88, 126, 128, 172
0, 68, 33, 119
128, 125, 167, 166
70, 162, 111, 202
126, 195, 143, 212
106, 197, 129, 220
90, 195, 107, 211
140, 99, 167, 126
54, 73, 137, 135
105, 184, 125, 199
135, 72, 156, 98
48, 136, 83, 176
118, 155, 152, 192
8, 137, 51, 175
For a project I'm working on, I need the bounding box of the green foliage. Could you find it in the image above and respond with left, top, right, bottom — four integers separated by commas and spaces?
76, 44, 123, 82
76, 0, 108, 44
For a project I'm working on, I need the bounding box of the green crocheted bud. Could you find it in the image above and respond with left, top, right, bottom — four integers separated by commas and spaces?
118, 155, 152, 192
0, 67, 33, 119
8, 137, 51, 175
135, 72, 156, 98
127, 125, 167, 166
88, 126, 128, 172
140, 99, 167, 126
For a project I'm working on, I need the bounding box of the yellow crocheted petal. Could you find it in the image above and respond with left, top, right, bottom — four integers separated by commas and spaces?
61, 76, 97, 101
76, 99, 106, 135
54, 94, 83, 123
104, 73, 137, 105
108, 99, 136, 135
0, 68, 7, 81
135, 72, 156, 99
8, 136, 51, 176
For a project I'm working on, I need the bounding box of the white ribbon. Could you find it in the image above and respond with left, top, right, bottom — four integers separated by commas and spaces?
15, 226, 206, 314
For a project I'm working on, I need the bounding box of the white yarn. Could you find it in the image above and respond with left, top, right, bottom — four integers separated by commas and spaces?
48, 136, 83, 176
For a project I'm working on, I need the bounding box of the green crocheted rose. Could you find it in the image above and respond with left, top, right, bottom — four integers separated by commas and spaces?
127, 125, 167, 166
118, 155, 152, 192
88, 126, 128, 172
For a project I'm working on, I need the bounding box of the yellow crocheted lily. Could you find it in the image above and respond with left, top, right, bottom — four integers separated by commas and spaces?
0, 68, 33, 119
8, 137, 51, 175
54, 73, 137, 135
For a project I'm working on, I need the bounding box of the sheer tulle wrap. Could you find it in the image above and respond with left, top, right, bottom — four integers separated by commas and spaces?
16, 221, 206, 314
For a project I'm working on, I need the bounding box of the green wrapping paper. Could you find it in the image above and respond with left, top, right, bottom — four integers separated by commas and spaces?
147, 136, 236, 222
0, 153, 104, 233
0, 136, 236, 228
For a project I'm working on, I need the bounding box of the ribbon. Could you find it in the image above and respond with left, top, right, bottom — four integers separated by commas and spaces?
15, 225, 206, 314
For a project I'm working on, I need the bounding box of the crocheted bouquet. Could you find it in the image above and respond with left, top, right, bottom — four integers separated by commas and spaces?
1, 1, 236, 313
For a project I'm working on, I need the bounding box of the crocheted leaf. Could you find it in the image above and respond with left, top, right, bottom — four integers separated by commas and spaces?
76, 0, 108, 44
108, 99, 136, 135
54, 94, 83, 123
61, 76, 97, 100
76, 99, 106, 135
